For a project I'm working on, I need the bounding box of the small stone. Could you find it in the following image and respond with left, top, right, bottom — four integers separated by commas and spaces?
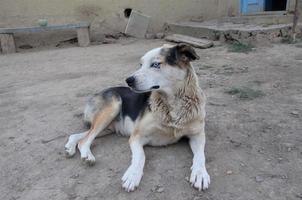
185, 176, 190, 182
157, 186, 164, 193
70, 174, 79, 179
226, 170, 233, 175
156, 32, 165, 39
290, 111, 299, 116
145, 33, 156, 39
255, 175, 264, 182
151, 185, 165, 193
240, 162, 246, 167
295, 192, 302, 198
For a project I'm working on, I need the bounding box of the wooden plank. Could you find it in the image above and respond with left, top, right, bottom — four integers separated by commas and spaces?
77, 27, 90, 47
0, 34, 16, 53
165, 34, 213, 49
0, 22, 89, 34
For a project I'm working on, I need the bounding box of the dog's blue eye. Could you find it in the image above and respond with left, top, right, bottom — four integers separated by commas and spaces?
151, 62, 161, 69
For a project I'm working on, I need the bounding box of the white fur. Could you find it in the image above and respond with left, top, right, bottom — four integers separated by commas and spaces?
189, 134, 210, 190
130, 47, 186, 93
114, 116, 135, 136
122, 139, 145, 192
65, 131, 88, 157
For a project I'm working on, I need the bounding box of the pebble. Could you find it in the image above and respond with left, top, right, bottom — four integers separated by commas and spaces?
156, 32, 165, 39
145, 33, 156, 39
255, 175, 264, 182
151, 185, 165, 193
290, 111, 299, 117
70, 174, 79, 179
226, 170, 233, 175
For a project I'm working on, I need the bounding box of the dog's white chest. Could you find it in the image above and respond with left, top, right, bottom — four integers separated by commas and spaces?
114, 116, 135, 136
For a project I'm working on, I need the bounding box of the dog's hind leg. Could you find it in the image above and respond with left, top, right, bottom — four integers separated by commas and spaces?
78, 93, 122, 165
65, 131, 89, 157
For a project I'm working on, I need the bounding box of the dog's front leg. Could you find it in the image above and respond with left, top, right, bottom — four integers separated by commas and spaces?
122, 135, 146, 192
189, 131, 210, 191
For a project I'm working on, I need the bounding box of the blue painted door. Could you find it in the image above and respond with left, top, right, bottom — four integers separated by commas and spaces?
241, 0, 264, 14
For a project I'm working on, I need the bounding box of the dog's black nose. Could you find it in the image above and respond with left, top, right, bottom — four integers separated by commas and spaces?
126, 76, 135, 87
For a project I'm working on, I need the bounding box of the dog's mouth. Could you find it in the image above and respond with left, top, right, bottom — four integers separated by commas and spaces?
130, 85, 160, 93
151, 85, 160, 89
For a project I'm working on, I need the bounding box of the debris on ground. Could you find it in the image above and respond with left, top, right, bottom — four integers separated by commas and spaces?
125, 10, 150, 38
155, 33, 165, 39
226, 170, 233, 175
228, 42, 254, 53
255, 175, 265, 183
19, 44, 33, 49
56, 37, 78, 47
225, 86, 265, 100
151, 185, 165, 193
290, 111, 300, 117
165, 34, 213, 49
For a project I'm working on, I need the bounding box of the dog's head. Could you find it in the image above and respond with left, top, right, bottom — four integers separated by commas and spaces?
126, 43, 199, 93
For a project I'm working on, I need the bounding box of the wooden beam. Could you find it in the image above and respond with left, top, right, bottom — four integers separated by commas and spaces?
0, 34, 16, 54
165, 34, 213, 49
292, 0, 300, 42
77, 27, 90, 47
0, 22, 90, 34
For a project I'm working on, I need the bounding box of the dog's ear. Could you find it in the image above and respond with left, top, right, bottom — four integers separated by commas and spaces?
166, 43, 199, 66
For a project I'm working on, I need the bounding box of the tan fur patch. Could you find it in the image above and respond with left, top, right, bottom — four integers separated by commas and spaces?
79, 99, 121, 146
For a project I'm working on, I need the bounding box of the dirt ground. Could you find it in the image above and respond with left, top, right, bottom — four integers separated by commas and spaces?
0, 39, 301, 200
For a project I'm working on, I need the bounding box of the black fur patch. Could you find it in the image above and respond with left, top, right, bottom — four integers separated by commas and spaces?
164, 44, 199, 66
104, 87, 151, 121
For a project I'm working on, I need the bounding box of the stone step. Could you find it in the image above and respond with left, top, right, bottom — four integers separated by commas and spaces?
220, 14, 294, 25
165, 19, 301, 43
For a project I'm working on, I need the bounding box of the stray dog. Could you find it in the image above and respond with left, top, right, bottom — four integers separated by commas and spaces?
65, 43, 210, 192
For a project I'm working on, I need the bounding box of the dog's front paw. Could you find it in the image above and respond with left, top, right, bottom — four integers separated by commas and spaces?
122, 165, 143, 192
190, 166, 210, 191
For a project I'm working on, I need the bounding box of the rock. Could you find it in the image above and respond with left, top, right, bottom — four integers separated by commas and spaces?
151, 185, 165, 193
295, 192, 302, 198
145, 33, 156, 39
255, 175, 264, 182
70, 174, 79, 179
155, 32, 165, 39
226, 170, 233, 175
290, 111, 299, 116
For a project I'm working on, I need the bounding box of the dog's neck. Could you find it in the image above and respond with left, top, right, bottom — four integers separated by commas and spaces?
149, 65, 204, 129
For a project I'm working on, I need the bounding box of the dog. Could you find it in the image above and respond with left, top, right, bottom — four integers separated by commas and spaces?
64, 43, 210, 192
